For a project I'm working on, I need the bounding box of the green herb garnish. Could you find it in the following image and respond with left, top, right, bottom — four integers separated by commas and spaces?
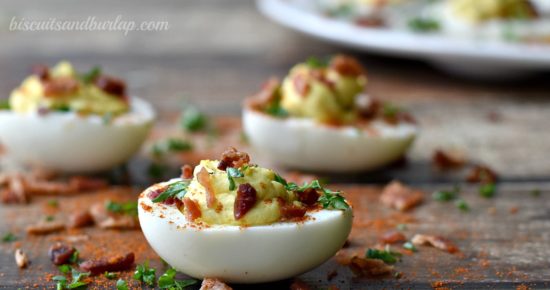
306, 56, 328, 68
46, 215, 55, 222
479, 183, 496, 198
81, 66, 101, 84
104, 271, 118, 279
2, 232, 17, 243
116, 279, 129, 290
366, 247, 402, 264
148, 162, 168, 179
265, 101, 289, 117
279, 178, 349, 210
408, 17, 440, 32
382, 103, 401, 119
0, 99, 10, 110
273, 174, 288, 186
455, 199, 470, 212
227, 167, 245, 191
54, 268, 90, 289
403, 242, 417, 252
152, 181, 189, 203
181, 106, 207, 132
152, 138, 193, 157
134, 261, 156, 286
48, 199, 59, 207
530, 189, 541, 197
158, 268, 198, 289
69, 250, 79, 264
396, 224, 408, 231
106, 200, 138, 216
432, 186, 460, 202
58, 264, 71, 274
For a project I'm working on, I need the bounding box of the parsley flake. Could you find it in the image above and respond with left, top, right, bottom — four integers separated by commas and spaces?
2, 232, 17, 243
456, 199, 470, 212
152, 181, 189, 203
134, 261, 156, 286
106, 200, 138, 216
227, 167, 245, 191
432, 186, 460, 202
81, 66, 101, 84
408, 17, 440, 32
479, 183, 496, 198
366, 247, 402, 264
116, 279, 129, 290
158, 267, 197, 289
181, 106, 207, 132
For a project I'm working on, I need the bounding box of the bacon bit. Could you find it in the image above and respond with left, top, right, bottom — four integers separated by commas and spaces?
293, 73, 310, 97
509, 206, 519, 214
181, 165, 194, 179
348, 256, 393, 277
411, 234, 459, 254
280, 204, 307, 221
330, 55, 365, 77
183, 198, 202, 221
146, 185, 168, 200
380, 230, 406, 244
32, 64, 50, 81
356, 94, 381, 119
69, 176, 108, 191
43, 77, 79, 97
95, 75, 126, 97
48, 243, 76, 265
26, 221, 65, 235
432, 149, 466, 170
466, 165, 498, 184
234, 183, 257, 220
296, 188, 319, 207
199, 278, 233, 290
1, 175, 28, 204
89, 203, 139, 230
63, 235, 90, 243
355, 17, 385, 28
15, 248, 29, 269
380, 181, 424, 211
290, 278, 311, 290
79, 252, 135, 275
327, 269, 338, 281
217, 147, 250, 170
247, 78, 280, 110
197, 167, 217, 209
68, 210, 94, 229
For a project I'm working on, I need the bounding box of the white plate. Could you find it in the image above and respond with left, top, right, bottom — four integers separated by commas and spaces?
257, 0, 550, 78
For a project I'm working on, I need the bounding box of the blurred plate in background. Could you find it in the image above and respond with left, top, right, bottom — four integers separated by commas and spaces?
257, 0, 550, 79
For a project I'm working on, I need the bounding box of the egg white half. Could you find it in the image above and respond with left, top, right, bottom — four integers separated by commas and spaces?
138, 180, 353, 283
243, 106, 417, 172
0, 97, 155, 173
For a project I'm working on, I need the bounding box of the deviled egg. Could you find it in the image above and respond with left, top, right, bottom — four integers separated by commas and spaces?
433, 0, 550, 42
243, 55, 417, 172
0, 61, 154, 172
138, 148, 353, 283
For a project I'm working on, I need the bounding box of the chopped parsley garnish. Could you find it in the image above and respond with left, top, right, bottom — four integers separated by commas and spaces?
530, 189, 541, 197
106, 200, 138, 216
104, 271, 118, 279
403, 242, 417, 252
265, 101, 289, 117
432, 186, 460, 202
48, 199, 59, 207
55, 104, 71, 113
396, 224, 408, 231
327, 4, 353, 18
46, 215, 55, 222
382, 103, 401, 119
0, 99, 10, 110
152, 181, 189, 203
274, 174, 288, 186
227, 167, 245, 191
479, 183, 496, 198
69, 250, 79, 264
116, 279, 129, 290
305, 56, 328, 68
58, 264, 71, 274
152, 138, 193, 157
2, 232, 17, 243
134, 261, 156, 286
81, 66, 101, 84
408, 17, 440, 32
366, 247, 402, 264
455, 199, 470, 212
275, 177, 350, 210
148, 162, 168, 179
53, 268, 90, 290
158, 268, 198, 289
181, 106, 207, 132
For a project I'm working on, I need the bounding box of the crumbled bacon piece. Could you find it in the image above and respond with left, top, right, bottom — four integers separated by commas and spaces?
356, 94, 381, 119
26, 221, 65, 235
1, 175, 28, 204
181, 165, 194, 179
32, 64, 50, 81
197, 167, 217, 209
380, 230, 406, 244
69, 176, 108, 191
348, 256, 393, 277
296, 188, 319, 207
355, 17, 385, 28
293, 73, 310, 97
183, 198, 202, 221
290, 278, 312, 290
48, 243, 76, 265
380, 181, 424, 211
15, 249, 29, 269
247, 78, 280, 110
466, 165, 498, 184
146, 185, 167, 200
411, 234, 459, 254
327, 269, 338, 281
432, 150, 465, 170
234, 183, 257, 220
330, 55, 365, 77
217, 147, 250, 170
199, 278, 233, 290
79, 252, 135, 275
68, 210, 94, 229
95, 75, 126, 97
43, 77, 79, 97
89, 203, 139, 230
281, 204, 307, 221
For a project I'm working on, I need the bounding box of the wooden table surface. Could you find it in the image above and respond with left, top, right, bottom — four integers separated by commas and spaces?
1, 0, 550, 289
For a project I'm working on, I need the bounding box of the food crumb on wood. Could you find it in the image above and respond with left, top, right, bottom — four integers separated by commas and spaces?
432, 149, 466, 170
199, 277, 233, 290
26, 221, 65, 235
411, 234, 459, 254
289, 278, 311, 290
380, 181, 424, 211
15, 248, 29, 268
